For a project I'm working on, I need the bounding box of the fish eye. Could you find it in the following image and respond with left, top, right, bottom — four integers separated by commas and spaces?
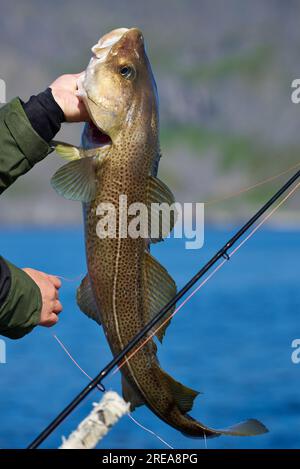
119, 65, 135, 80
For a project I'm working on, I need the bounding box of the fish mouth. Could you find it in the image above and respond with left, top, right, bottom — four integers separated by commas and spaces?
85, 92, 113, 147
86, 120, 112, 148
82, 120, 113, 150
77, 74, 113, 149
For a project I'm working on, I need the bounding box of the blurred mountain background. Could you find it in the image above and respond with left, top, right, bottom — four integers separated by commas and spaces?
0, 0, 300, 225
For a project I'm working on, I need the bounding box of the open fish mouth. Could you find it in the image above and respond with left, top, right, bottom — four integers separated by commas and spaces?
85, 120, 112, 147
76, 75, 113, 149
80, 117, 112, 150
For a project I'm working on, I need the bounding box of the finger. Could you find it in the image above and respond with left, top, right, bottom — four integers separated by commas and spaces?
77, 101, 90, 122
73, 72, 85, 78
42, 313, 59, 328
53, 300, 63, 314
48, 275, 62, 289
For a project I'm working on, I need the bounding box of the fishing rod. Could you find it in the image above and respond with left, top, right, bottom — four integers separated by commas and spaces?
27, 168, 300, 449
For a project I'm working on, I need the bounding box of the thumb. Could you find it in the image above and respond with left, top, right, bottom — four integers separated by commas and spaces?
73, 72, 85, 78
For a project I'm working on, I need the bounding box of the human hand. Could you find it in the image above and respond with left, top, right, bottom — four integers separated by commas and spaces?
50, 73, 90, 123
22, 268, 63, 327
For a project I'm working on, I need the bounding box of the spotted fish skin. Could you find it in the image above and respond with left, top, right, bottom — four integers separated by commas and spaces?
52, 28, 268, 439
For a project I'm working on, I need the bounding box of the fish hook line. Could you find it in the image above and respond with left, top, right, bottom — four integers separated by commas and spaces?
114, 180, 300, 373
127, 414, 174, 450
204, 161, 300, 206
55, 274, 84, 283
203, 431, 207, 449
53, 334, 174, 449
53, 334, 104, 392
27, 168, 300, 449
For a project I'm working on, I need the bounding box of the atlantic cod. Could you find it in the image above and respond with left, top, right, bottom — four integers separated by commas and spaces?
51, 27, 268, 438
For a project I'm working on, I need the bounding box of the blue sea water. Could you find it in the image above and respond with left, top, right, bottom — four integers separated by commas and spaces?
0, 226, 299, 449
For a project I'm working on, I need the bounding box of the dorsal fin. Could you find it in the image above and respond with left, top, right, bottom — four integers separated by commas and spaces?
146, 176, 178, 243
151, 149, 162, 177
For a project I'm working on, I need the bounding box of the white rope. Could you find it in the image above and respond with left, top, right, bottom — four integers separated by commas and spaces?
59, 391, 130, 449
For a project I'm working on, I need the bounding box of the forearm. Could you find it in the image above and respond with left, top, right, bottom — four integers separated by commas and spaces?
22, 87, 65, 143
0, 89, 64, 194
0, 89, 65, 338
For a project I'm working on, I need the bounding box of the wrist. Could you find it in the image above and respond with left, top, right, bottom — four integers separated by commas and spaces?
49, 88, 65, 119
22, 88, 65, 142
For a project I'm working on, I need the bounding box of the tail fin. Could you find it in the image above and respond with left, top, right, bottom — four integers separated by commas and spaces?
216, 418, 268, 436
159, 367, 268, 438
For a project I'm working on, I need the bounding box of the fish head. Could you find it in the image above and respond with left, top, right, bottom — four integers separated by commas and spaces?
78, 27, 159, 148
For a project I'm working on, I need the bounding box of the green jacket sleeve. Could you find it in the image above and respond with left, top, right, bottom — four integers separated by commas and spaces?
0, 97, 53, 193
0, 98, 53, 338
0, 259, 42, 339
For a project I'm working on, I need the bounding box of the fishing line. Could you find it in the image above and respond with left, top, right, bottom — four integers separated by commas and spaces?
204, 161, 300, 205
56, 274, 84, 283
229, 181, 300, 255
53, 334, 174, 449
203, 431, 207, 449
53, 335, 104, 392
115, 181, 300, 372
27, 168, 300, 449
127, 414, 174, 450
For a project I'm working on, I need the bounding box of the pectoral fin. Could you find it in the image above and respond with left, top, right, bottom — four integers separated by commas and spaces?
143, 252, 177, 343
76, 274, 101, 326
51, 157, 97, 202
146, 176, 177, 242
51, 141, 82, 161
52, 141, 109, 161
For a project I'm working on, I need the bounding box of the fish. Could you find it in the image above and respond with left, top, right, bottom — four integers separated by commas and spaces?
51, 27, 268, 438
